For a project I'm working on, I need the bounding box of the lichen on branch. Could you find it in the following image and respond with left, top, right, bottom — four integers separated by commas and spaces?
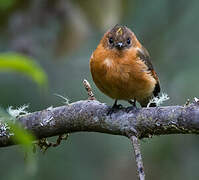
0, 99, 199, 147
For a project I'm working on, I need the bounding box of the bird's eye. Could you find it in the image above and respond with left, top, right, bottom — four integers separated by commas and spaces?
109, 37, 114, 44
127, 38, 131, 45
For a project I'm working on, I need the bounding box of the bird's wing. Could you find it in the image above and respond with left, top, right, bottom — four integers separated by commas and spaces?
136, 46, 160, 97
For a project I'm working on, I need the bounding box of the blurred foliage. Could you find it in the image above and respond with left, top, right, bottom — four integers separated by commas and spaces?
0, 108, 37, 175
0, 0, 199, 180
0, 0, 16, 10
0, 52, 48, 87
9, 121, 35, 150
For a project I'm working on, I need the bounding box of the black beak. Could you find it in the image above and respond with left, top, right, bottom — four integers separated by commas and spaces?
115, 42, 124, 49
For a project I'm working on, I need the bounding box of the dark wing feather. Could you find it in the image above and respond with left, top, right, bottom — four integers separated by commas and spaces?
136, 46, 161, 97
151, 70, 161, 96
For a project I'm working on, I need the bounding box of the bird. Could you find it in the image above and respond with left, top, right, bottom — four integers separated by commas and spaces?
90, 24, 160, 110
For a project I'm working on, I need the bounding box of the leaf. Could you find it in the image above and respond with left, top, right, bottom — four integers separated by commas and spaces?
0, 52, 48, 87
0, 109, 37, 175
8, 121, 35, 149
8, 121, 37, 174
0, 0, 16, 10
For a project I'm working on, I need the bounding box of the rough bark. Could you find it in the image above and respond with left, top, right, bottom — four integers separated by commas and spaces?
1, 99, 199, 147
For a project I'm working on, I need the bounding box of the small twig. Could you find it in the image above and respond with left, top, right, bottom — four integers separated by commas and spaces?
129, 135, 145, 180
37, 138, 51, 153
83, 79, 144, 179
83, 79, 96, 100
37, 134, 69, 153
52, 133, 69, 147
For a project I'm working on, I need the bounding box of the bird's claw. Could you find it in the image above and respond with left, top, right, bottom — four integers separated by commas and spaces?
114, 104, 123, 109
125, 105, 138, 113
107, 104, 123, 115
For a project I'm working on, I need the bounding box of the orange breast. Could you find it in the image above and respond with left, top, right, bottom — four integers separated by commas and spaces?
90, 45, 156, 103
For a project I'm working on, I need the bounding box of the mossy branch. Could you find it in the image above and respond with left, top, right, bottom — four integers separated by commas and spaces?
1, 100, 199, 147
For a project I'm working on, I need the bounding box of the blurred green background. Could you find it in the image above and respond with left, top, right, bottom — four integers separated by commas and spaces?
0, 0, 199, 179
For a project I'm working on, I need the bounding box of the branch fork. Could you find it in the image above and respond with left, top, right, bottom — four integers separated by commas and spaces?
0, 79, 199, 180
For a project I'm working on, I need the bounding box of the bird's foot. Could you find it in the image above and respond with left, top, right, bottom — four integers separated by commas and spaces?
107, 103, 123, 115
125, 99, 138, 113
128, 99, 136, 106
125, 105, 139, 113
126, 100, 138, 113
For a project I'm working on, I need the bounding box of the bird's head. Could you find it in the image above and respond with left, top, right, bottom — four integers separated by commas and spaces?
101, 24, 137, 51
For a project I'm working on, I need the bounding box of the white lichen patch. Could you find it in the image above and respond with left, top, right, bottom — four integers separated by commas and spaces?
0, 121, 14, 137
147, 93, 170, 107
7, 105, 29, 118
40, 115, 54, 127
47, 106, 53, 111
194, 97, 199, 103
54, 93, 69, 105
0, 104, 30, 138
40, 107, 55, 127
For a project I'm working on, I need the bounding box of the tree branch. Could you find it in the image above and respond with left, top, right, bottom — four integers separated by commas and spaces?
1, 99, 199, 147
130, 135, 145, 180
